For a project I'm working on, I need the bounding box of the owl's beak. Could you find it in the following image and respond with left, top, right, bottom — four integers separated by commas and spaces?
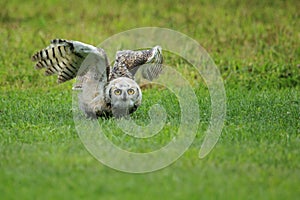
121, 93, 127, 101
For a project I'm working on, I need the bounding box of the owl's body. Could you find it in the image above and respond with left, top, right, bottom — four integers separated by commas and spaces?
32, 39, 163, 118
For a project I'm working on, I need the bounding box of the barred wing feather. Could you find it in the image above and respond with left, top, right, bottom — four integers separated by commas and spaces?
32, 39, 109, 84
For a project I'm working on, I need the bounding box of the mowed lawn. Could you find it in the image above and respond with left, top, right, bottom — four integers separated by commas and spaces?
0, 0, 299, 199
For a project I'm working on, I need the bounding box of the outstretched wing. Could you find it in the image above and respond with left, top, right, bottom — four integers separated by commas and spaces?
31, 39, 110, 84
109, 46, 163, 81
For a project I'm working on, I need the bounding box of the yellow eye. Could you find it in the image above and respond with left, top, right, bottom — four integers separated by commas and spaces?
127, 88, 135, 95
114, 89, 122, 95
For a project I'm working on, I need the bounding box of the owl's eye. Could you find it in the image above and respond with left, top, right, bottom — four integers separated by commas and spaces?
114, 89, 122, 95
127, 88, 135, 95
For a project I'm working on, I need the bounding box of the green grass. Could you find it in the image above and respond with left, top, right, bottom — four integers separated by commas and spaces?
0, 0, 299, 199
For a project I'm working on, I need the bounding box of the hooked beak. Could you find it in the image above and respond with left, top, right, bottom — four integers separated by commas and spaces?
121, 92, 127, 101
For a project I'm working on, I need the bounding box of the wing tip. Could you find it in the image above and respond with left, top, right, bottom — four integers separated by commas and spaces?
35, 62, 43, 69
31, 52, 40, 62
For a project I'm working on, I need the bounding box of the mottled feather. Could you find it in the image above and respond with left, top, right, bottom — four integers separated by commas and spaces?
109, 46, 163, 81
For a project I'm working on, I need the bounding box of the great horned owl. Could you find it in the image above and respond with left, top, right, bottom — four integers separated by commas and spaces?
32, 39, 163, 118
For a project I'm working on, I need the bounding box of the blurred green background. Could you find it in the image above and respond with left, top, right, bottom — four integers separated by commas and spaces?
0, 0, 299, 199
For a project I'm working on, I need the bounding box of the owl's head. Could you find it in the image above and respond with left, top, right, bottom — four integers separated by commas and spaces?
105, 77, 142, 117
